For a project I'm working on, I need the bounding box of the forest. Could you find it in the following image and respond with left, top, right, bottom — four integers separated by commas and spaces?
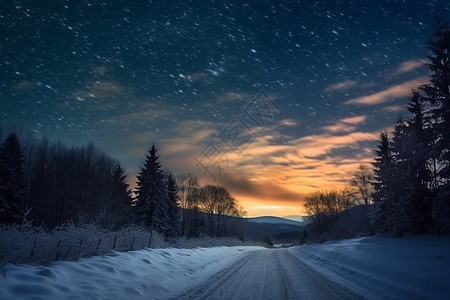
0, 130, 247, 236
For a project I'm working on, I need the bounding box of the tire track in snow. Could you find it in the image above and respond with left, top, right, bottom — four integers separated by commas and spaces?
174, 249, 364, 300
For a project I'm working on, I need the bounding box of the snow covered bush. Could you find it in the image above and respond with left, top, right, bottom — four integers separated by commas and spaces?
0, 223, 263, 266
0, 223, 168, 265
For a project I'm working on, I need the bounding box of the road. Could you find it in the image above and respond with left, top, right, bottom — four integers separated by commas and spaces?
175, 249, 363, 300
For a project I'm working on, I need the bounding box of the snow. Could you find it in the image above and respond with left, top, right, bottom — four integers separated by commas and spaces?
0, 246, 263, 300
289, 236, 450, 300
2, 235, 449, 299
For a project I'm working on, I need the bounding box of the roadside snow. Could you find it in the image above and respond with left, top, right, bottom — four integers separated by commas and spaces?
289, 236, 450, 300
0, 246, 263, 300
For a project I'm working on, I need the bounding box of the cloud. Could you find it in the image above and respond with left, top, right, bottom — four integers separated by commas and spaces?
325, 80, 358, 92
200, 127, 379, 210
293, 131, 379, 157
343, 77, 428, 105
382, 105, 405, 113
217, 172, 304, 203
216, 91, 253, 103
72, 80, 131, 102
340, 115, 367, 125
122, 108, 379, 217
322, 115, 367, 133
127, 119, 221, 158
395, 58, 427, 74
13, 80, 36, 91
279, 119, 298, 126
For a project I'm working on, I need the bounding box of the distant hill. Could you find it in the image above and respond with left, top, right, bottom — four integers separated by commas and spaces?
243, 216, 304, 245
247, 216, 303, 227
282, 215, 305, 223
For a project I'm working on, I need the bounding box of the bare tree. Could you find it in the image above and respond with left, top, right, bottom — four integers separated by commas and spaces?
176, 173, 200, 236
349, 164, 374, 206
198, 185, 241, 236
176, 173, 200, 210
304, 190, 353, 234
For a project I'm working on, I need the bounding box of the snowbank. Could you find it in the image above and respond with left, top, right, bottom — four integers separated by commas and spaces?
289, 236, 450, 299
0, 246, 263, 299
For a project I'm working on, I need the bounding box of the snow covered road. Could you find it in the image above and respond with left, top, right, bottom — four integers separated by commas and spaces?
175, 249, 362, 300
4, 236, 447, 299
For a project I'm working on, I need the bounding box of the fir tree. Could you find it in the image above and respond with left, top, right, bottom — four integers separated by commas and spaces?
134, 145, 169, 234
389, 117, 426, 233
0, 133, 26, 224
405, 92, 433, 232
423, 18, 450, 176
372, 131, 395, 233
109, 163, 132, 228
165, 173, 179, 237
420, 17, 450, 233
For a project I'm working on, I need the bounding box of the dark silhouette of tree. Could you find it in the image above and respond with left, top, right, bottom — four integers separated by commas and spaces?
176, 173, 200, 237
372, 131, 396, 233
0, 129, 134, 228
423, 18, 450, 172
371, 18, 450, 234
107, 164, 133, 228
165, 173, 180, 237
405, 92, 433, 233
422, 17, 450, 233
0, 133, 26, 224
134, 145, 170, 235
198, 185, 241, 236
349, 164, 374, 206
304, 190, 353, 234
390, 117, 418, 234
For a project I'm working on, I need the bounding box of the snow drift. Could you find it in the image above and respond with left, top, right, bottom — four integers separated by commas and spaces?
289, 236, 450, 299
0, 246, 262, 300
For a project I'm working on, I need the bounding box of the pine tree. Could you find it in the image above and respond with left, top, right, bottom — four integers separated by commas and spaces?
405, 92, 433, 233
420, 17, 450, 233
134, 145, 169, 234
390, 118, 413, 233
108, 163, 132, 228
165, 173, 179, 237
372, 131, 396, 233
0, 133, 26, 224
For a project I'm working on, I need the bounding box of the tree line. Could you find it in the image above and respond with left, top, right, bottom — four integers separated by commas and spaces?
303, 164, 374, 239
303, 18, 450, 240
0, 129, 243, 238
372, 18, 450, 235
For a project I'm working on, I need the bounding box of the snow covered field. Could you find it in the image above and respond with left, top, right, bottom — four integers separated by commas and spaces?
0, 246, 263, 299
289, 236, 450, 299
1, 236, 449, 299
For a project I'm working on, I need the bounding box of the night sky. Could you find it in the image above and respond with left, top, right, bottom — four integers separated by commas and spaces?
1, 0, 449, 217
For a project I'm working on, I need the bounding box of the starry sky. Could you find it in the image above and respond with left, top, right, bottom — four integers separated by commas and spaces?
1, 0, 449, 217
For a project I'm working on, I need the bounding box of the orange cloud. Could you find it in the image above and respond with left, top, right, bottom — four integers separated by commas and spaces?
395, 58, 426, 74
126, 112, 381, 218
340, 115, 367, 125
279, 119, 298, 126
322, 115, 367, 133
343, 77, 428, 105
382, 105, 405, 113
325, 80, 358, 92
191, 128, 380, 216
293, 131, 379, 157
